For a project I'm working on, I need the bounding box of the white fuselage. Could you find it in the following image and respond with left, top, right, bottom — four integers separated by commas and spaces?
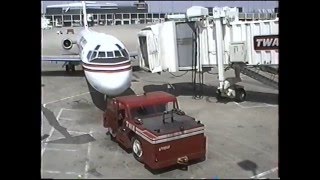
77, 29, 132, 96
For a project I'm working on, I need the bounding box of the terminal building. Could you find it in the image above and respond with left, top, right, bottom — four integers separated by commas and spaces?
43, 1, 166, 27
43, 1, 278, 27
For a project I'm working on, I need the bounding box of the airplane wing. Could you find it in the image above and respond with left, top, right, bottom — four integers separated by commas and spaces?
42, 56, 81, 62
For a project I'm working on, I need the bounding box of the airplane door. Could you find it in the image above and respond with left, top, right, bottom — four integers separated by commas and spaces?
147, 33, 162, 73
138, 31, 162, 73
138, 36, 149, 69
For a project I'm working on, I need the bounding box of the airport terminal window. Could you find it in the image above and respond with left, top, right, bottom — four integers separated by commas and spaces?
98, 51, 106, 58
107, 51, 114, 57
114, 50, 122, 57
87, 51, 92, 60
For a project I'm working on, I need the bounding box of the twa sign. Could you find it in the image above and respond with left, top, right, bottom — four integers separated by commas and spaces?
254, 35, 279, 50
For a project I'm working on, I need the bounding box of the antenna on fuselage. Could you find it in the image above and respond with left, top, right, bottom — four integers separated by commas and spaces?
81, 1, 89, 30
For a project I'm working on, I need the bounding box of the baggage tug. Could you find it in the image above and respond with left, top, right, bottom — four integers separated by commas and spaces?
103, 91, 206, 170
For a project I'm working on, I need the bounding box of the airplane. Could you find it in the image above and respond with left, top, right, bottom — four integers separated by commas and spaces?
42, 1, 138, 109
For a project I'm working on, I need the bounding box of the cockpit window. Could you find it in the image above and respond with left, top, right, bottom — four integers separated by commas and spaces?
98, 51, 106, 58
115, 44, 122, 50
87, 51, 92, 60
94, 45, 101, 50
114, 50, 122, 57
121, 49, 128, 58
107, 51, 114, 57
91, 51, 97, 59
116, 44, 128, 58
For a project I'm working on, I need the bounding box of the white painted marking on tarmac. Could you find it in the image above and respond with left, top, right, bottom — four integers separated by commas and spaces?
43, 91, 90, 106
58, 117, 74, 121
234, 102, 277, 109
41, 111, 44, 139
41, 108, 64, 157
41, 85, 45, 147
42, 89, 44, 128
233, 102, 242, 107
242, 105, 274, 109
63, 108, 89, 112
43, 170, 61, 174
65, 172, 79, 175
250, 167, 278, 179
68, 130, 89, 134
41, 127, 55, 156
84, 130, 93, 179
265, 103, 278, 107
42, 170, 80, 176
45, 147, 79, 152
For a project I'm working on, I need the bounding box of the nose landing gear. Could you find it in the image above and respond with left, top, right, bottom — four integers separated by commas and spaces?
65, 64, 76, 72
216, 84, 246, 102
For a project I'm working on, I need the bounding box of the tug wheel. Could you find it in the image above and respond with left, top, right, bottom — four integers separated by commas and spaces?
235, 88, 246, 102
132, 136, 144, 163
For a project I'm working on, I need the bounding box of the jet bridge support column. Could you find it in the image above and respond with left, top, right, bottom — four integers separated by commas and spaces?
213, 8, 246, 102
213, 12, 225, 92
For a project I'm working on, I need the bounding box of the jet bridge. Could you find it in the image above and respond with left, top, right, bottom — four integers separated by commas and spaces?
137, 6, 279, 102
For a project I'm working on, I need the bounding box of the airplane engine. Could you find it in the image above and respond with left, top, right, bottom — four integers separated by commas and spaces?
62, 38, 76, 50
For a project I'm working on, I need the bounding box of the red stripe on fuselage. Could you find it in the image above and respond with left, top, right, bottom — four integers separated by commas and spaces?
82, 61, 131, 68
83, 66, 132, 73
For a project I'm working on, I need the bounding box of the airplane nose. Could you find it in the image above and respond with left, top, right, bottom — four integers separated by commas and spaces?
84, 69, 132, 96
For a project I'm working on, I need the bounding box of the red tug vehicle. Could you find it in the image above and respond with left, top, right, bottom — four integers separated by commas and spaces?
103, 91, 206, 170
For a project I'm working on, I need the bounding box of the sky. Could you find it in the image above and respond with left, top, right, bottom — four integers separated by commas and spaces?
41, 1, 278, 13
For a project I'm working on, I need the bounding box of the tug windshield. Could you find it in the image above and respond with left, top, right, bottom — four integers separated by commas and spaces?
130, 101, 176, 119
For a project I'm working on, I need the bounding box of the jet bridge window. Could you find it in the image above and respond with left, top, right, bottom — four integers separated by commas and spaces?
114, 50, 122, 57
107, 51, 114, 57
98, 51, 106, 58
